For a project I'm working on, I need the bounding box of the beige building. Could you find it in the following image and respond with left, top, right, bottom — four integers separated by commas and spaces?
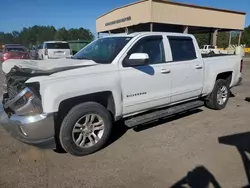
96, 0, 246, 45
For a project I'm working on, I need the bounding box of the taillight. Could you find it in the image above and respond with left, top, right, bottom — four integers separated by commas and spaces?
44, 48, 48, 55
240, 59, 243, 73
3, 53, 8, 61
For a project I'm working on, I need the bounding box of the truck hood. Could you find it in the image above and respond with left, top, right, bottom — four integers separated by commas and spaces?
2, 58, 98, 74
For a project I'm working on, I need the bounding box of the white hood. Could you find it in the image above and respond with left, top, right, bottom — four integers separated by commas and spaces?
2, 58, 98, 74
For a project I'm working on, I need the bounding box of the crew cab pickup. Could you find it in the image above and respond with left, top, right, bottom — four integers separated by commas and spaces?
0, 32, 243, 156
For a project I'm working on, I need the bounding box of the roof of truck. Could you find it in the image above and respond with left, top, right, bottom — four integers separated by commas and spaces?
103, 32, 193, 38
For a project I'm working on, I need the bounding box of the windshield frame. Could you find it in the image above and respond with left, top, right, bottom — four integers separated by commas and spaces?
73, 36, 132, 64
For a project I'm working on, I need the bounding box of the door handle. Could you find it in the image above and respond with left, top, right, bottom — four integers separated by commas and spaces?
195, 65, 203, 69
161, 69, 171, 74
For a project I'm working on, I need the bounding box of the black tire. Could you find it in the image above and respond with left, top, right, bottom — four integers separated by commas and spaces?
205, 79, 230, 110
59, 102, 112, 156
208, 51, 215, 56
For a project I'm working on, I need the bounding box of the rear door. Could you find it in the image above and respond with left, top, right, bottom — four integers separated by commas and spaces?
167, 36, 204, 103
45, 42, 71, 58
120, 35, 172, 115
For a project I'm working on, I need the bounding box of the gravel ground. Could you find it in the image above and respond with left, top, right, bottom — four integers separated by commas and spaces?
0, 59, 250, 188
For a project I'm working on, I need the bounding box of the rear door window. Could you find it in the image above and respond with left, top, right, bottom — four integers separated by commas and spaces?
45, 43, 70, 49
168, 36, 197, 62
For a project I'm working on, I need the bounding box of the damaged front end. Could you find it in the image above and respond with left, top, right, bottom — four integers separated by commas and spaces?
2, 66, 44, 116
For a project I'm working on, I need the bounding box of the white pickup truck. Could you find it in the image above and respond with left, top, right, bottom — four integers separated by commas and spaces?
0, 32, 243, 156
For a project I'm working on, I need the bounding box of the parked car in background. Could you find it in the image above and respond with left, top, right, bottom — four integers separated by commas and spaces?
0, 44, 31, 62
37, 41, 72, 60
200, 45, 221, 55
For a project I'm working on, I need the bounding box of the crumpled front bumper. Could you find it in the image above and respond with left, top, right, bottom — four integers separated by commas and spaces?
0, 104, 56, 149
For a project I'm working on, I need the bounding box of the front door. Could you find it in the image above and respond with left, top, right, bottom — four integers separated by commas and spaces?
120, 35, 172, 115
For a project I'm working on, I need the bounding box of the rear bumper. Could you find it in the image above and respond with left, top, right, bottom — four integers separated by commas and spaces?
0, 105, 56, 149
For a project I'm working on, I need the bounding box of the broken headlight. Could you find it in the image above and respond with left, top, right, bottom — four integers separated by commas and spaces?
4, 83, 43, 116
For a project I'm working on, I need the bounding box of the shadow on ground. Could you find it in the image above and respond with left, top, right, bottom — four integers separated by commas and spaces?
219, 132, 250, 188
170, 130, 250, 188
170, 166, 221, 188
54, 109, 203, 154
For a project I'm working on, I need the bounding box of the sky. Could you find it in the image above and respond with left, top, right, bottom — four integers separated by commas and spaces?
0, 0, 249, 35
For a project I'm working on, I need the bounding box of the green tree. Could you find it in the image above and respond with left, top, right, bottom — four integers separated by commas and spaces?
67, 27, 94, 41
54, 27, 69, 41
0, 25, 94, 49
217, 32, 229, 48
242, 25, 250, 47
194, 33, 210, 47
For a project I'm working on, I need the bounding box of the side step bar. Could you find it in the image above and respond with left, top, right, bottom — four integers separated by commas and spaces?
124, 100, 204, 128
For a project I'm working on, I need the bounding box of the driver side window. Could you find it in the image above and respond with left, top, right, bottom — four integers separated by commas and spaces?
126, 36, 165, 65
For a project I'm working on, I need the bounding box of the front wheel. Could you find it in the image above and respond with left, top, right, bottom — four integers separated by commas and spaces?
205, 79, 230, 110
59, 102, 112, 156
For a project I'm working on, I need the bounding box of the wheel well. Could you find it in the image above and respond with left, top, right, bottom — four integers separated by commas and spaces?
216, 72, 232, 85
54, 91, 115, 151
57, 91, 116, 119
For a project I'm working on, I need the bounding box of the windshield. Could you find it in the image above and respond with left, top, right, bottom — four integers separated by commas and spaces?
73, 37, 132, 64
45, 43, 70, 49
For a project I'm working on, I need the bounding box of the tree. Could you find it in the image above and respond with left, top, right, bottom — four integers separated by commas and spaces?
0, 25, 94, 49
54, 27, 68, 41
195, 29, 248, 48
67, 27, 94, 41
242, 25, 250, 47
194, 33, 210, 47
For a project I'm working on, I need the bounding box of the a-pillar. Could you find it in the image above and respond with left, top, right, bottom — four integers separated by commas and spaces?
183, 26, 188, 34
238, 31, 242, 45
210, 29, 218, 46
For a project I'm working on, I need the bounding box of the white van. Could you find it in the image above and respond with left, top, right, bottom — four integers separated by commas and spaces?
38, 41, 72, 60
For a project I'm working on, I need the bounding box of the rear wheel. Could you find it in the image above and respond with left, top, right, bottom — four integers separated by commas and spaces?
59, 102, 112, 156
205, 79, 230, 110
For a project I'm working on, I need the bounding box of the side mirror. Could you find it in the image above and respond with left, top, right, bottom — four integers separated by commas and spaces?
124, 53, 149, 67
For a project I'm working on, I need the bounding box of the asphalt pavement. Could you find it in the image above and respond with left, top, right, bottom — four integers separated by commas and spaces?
0, 58, 250, 188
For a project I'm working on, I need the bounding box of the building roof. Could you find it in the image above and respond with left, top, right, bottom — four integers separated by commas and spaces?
97, 0, 246, 19
96, 0, 246, 33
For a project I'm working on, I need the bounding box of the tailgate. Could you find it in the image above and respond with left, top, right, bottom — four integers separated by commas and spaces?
48, 49, 70, 58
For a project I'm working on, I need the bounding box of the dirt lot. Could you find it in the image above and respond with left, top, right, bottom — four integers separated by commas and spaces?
0, 59, 250, 188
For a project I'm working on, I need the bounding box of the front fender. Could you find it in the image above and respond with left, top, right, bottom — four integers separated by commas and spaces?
38, 75, 122, 117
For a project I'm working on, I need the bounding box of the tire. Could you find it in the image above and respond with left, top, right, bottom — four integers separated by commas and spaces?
208, 51, 215, 56
59, 102, 112, 156
205, 79, 230, 110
